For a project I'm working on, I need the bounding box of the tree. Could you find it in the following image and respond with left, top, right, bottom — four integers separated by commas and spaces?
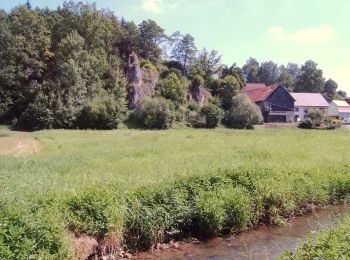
286, 63, 300, 82
171, 33, 197, 75
322, 79, 338, 102
222, 94, 263, 129
217, 76, 243, 110
294, 60, 325, 93
156, 72, 186, 104
138, 19, 166, 61
200, 103, 223, 128
0, 6, 52, 120
277, 65, 293, 91
26, 0, 32, 10
192, 48, 221, 86
258, 61, 278, 86
242, 57, 260, 83
118, 20, 141, 59
337, 90, 347, 99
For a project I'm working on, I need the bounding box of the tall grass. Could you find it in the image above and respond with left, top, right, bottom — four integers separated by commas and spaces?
1, 128, 350, 258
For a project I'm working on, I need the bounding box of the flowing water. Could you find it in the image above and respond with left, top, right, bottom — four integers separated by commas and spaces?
135, 205, 350, 260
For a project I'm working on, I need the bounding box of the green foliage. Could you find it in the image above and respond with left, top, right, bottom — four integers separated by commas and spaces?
132, 97, 175, 129
16, 94, 54, 131
294, 60, 325, 93
0, 204, 71, 259
194, 186, 250, 237
281, 214, 350, 259
200, 103, 223, 128
76, 94, 127, 129
222, 94, 263, 129
322, 79, 338, 102
156, 72, 186, 104
171, 32, 197, 74
307, 109, 324, 125
66, 187, 125, 239
298, 118, 314, 129
217, 75, 243, 110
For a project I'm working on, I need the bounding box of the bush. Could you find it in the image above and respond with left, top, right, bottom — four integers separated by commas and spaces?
156, 72, 186, 104
0, 204, 71, 259
188, 111, 206, 128
298, 118, 314, 129
16, 95, 54, 131
66, 188, 125, 239
200, 103, 223, 128
222, 94, 263, 129
132, 97, 175, 129
307, 109, 324, 124
194, 186, 250, 237
76, 95, 127, 129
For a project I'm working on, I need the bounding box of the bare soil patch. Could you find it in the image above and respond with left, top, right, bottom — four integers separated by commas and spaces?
0, 129, 40, 156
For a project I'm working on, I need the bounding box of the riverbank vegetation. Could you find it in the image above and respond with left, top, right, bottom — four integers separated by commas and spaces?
281, 214, 350, 259
1, 127, 350, 258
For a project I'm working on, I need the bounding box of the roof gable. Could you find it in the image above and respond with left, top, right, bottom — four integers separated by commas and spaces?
242, 83, 294, 103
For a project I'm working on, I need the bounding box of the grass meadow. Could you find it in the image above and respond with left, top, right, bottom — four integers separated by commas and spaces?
1, 127, 350, 258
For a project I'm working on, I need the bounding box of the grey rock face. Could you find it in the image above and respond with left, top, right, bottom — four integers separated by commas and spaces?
127, 53, 159, 109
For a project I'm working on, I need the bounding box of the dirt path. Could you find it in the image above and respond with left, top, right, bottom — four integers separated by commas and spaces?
0, 129, 40, 156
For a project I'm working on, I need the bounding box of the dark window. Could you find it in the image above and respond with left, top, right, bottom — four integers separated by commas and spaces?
295, 107, 299, 112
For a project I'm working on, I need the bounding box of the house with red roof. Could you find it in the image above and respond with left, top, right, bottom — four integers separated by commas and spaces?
328, 100, 350, 124
290, 93, 329, 122
242, 83, 295, 123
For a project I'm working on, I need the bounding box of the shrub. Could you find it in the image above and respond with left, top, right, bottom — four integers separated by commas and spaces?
156, 72, 186, 104
16, 95, 54, 131
66, 188, 125, 239
298, 118, 314, 129
200, 103, 223, 128
132, 97, 175, 129
0, 204, 71, 259
76, 95, 127, 130
188, 111, 206, 128
222, 94, 263, 129
307, 108, 324, 124
194, 186, 250, 237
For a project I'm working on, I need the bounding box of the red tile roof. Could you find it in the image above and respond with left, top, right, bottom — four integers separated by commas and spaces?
338, 107, 350, 113
242, 83, 277, 102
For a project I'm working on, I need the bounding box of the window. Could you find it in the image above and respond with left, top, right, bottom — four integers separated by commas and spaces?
295, 107, 299, 112
304, 115, 308, 119
304, 110, 308, 114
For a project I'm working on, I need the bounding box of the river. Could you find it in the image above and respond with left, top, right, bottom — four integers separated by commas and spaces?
135, 205, 349, 260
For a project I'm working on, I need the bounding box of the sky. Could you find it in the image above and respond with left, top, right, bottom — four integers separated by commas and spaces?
1, 0, 350, 93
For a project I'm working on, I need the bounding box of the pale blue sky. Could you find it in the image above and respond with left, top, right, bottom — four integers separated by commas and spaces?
2, 0, 350, 92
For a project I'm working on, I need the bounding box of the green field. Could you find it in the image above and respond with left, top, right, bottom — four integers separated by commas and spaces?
1, 127, 350, 258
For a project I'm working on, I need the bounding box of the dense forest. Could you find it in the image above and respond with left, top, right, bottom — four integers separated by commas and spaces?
0, 1, 347, 131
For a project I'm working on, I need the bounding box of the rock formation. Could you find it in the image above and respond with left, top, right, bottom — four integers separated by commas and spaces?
127, 53, 159, 109
187, 86, 209, 105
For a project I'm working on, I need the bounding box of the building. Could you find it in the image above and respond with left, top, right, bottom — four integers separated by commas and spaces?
242, 84, 295, 123
290, 93, 329, 122
345, 98, 350, 105
328, 100, 350, 124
